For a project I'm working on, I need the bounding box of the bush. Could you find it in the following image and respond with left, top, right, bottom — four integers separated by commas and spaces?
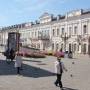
33, 53, 46, 58
23, 52, 46, 58
53, 51, 64, 58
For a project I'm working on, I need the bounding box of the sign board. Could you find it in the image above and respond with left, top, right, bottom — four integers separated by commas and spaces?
7, 32, 20, 51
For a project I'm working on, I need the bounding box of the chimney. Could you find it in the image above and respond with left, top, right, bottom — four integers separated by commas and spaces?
57, 15, 61, 20
35, 20, 39, 24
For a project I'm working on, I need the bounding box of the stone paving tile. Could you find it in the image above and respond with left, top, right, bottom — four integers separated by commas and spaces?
0, 53, 90, 90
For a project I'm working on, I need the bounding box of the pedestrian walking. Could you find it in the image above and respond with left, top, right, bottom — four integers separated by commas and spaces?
54, 56, 67, 90
5, 49, 11, 63
68, 51, 73, 58
10, 48, 15, 61
15, 52, 22, 74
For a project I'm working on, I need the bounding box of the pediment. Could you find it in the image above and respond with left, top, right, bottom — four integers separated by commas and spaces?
39, 12, 51, 19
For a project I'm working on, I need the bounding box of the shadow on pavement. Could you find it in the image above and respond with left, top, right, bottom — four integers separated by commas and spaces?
37, 63, 47, 65
22, 59, 42, 63
0, 59, 55, 78
21, 63, 53, 78
63, 87, 78, 90
71, 58, 77, 59
0, 59, 16, 75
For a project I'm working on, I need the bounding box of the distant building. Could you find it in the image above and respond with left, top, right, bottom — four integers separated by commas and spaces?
0, 9, 90, 54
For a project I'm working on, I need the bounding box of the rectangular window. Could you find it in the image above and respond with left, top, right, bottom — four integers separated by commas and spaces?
74, 26, 77, 35
46, 30, 49, 39
52, 29, 55, 36
52, 43, 54, 50
57, 29, 59, 36
32, 32, 34, 38
61, 43, 64, 51
61, 28, 64, 35
38, 31, 41, 39
56, 43, 59, 51
46, 30, 49, 36
74, 44, 77, 52
77, 45, 79, 51
69, 27, 72, 36
35, 31, 36, 37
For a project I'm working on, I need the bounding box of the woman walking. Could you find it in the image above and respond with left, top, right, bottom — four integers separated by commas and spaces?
15, 52, 22, 74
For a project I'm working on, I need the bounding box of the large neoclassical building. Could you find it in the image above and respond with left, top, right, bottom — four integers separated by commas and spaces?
0, 9, 90, 54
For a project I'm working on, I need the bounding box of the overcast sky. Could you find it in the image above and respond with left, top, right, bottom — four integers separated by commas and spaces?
0, 0, 90, 27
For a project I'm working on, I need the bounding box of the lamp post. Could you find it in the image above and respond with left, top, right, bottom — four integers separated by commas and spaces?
61, 33, 70, 52
76, 35, 82, 53
77, 35, 82, 45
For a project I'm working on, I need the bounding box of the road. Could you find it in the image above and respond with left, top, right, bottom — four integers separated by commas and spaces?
0, 53, 90, 90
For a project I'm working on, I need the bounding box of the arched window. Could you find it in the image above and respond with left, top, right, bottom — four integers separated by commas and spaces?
57, 29, 59, 36
83, 25, 87, 34
56, 43, 59, 51
69, 27, 72, 36
83, 44, 87, 54
74, 44, 77, 52
69, 43, 72, 51
61, 43, 64, 51
52, 43, 54, 50
52, 29, 55, 36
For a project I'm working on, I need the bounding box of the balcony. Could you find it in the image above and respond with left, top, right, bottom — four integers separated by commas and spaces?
38, 35, 50, 40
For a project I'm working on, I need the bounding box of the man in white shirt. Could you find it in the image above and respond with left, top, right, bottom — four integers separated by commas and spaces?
54, 57, 67, 90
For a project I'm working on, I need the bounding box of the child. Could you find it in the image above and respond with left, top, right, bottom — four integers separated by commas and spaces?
15, 52, 22, 74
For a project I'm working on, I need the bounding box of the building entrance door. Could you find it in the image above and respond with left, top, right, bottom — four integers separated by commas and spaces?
73, 44, 76, 53
61, 43, 64, 51
83, 44, 86, 54
69, 44, 72, 52
88, 44, 90, 55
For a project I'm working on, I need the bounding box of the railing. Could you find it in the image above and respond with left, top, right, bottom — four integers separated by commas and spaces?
38, 35, 50, 40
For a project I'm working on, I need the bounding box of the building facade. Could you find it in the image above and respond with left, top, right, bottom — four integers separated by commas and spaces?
0, 9, 90, 54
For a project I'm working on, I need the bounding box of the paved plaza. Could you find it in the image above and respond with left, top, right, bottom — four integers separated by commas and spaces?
0, 53, 90, 90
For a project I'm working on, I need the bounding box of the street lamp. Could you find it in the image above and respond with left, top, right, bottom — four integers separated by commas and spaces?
61, 33, 71, 52
77, 35, 82, 45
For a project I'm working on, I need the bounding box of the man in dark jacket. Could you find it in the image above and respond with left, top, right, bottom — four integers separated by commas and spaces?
10, 48, 15, 61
